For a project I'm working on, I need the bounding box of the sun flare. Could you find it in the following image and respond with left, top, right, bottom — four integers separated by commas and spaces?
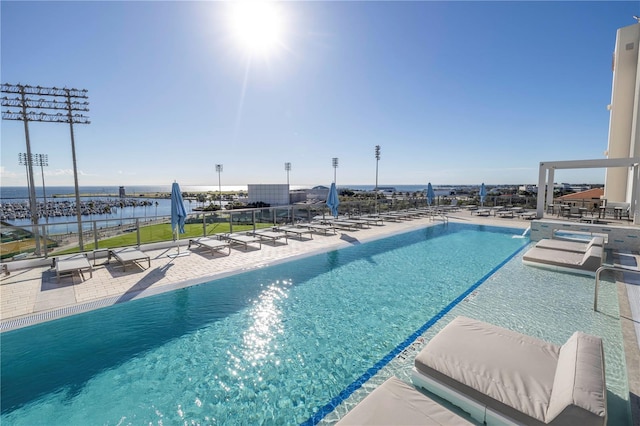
228, 1, 285, 56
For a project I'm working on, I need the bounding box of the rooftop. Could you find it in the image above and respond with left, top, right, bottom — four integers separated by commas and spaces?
1, 211, 638, 423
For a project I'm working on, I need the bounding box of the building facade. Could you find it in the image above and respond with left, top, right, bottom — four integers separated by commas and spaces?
605, 22, 640, 202
247, 184, 290, 206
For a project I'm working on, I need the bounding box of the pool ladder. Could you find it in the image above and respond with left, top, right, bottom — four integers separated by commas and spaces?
430, 212, 448, 223
593, 264, 640, 311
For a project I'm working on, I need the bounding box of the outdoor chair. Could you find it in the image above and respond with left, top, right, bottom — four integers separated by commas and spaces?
412, 316, 607, 426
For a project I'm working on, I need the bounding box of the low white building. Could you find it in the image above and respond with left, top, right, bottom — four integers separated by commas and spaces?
247, 184, 290, 206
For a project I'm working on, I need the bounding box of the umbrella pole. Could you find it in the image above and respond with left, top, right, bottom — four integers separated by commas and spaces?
168, 226, 190, 257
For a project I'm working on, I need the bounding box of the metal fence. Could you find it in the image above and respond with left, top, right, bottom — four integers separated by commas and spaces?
1, 198, 433, 261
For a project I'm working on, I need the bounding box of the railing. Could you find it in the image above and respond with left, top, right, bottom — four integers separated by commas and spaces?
593, 264, 640, 311
1, 199, 433, 261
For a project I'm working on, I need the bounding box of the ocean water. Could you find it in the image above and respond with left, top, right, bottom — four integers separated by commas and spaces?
0, 184, 457, 201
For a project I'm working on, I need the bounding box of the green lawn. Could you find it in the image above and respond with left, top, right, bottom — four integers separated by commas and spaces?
51, 222, 273, 255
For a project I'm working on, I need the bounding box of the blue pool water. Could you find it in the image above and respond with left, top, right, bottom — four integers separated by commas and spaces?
0, 223, 625, 425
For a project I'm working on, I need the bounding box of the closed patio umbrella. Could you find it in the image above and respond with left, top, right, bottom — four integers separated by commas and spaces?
479, 183, 487, 207
426, 182, 435, 207
170, 181, 189, 257
326, 182, 340, 218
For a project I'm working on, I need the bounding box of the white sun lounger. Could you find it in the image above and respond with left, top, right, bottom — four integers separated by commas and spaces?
337, 219, 370, 229
224, 233, 262, 250
535, 236, 604, 253
108, 247, 151, 271
522, 245, 603, 276
252, 229, 288, 245
354, 215, 385, 226
55, 254, 93, 283
377, 213, 403, 222
275, 225, 314, 240
336, 376, 474, 425
412, 316, 607, 426
188, 237, 231, 256
302, 222, 337, 235
324, 220, 360, 230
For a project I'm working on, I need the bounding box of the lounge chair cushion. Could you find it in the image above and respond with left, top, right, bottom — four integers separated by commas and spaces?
546, 332, 607, 425
336, 376, 474, 425
522, 246, 603, 274
413, 316, 607, 426
535, 237, 604, 253
414, 316, 560, 424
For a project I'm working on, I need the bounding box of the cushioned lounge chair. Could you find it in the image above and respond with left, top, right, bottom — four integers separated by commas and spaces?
336, 376, 474, 425
522, 246, 603, 276
412, 316, 607, 426
188, 237, 231, 256
108, 247, 151, 271
535, 236, 604, 253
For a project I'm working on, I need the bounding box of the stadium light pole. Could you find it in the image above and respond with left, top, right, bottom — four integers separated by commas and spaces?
284, 161, 291, 204
2, 83, 90, 251
216, 164, 223, 209
285, 162, 291, 187
375, 145, 381, 213
33, 154, 49, 224
284, 162, 292, 222
18, 152, 40, 254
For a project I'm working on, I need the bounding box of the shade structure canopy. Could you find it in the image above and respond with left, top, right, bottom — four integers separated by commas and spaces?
326, 182, 340, 217
426, 182, 436, 206
479, 183, 487, 206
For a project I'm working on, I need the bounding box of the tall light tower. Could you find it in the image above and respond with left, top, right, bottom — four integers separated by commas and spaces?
284, 162, 291, 204
2, 83, 90, 251
332, 157, 339, 184
216, 164, 223, 209
374, 145, 381, 213
18, 153, 40, 254
33, 154, 49, 224
284, 162, 291, 186
374, 145, 381, 191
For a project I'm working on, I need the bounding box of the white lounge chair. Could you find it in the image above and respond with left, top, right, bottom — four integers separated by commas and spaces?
535, 236, 604, 253
188, 237, 231, 256
251, 229, 288, 245
108, 247, 151, 271
412, 316, 607, 426
302, 222, 337, 235
522, 245, 603, 276
55, 253, 93, 283
224, 233, 262, 250
336, 376, 474, 425
274, 225, 314, 240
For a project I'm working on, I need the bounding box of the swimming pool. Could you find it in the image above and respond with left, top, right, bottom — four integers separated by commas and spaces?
0, 223, 628, 424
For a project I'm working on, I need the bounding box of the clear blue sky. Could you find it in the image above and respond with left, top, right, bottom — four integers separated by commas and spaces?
1, 1, 638, 188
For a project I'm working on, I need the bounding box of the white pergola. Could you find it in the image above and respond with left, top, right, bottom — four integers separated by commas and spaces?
536, 157, 640, 225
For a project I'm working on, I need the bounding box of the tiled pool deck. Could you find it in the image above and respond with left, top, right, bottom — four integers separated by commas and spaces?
1, 212, 639, 423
